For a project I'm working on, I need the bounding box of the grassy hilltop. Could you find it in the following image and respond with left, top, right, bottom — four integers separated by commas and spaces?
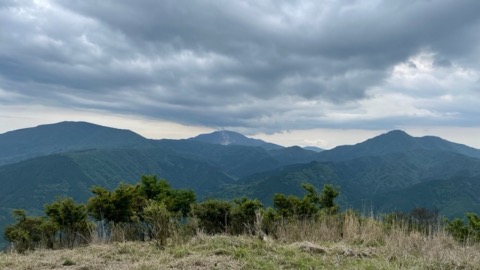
1, 214, 480, 270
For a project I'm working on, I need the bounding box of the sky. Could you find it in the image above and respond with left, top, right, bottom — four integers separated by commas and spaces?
1, 0, 479, 149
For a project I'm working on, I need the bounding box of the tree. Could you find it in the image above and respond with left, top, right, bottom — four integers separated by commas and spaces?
446, 212, 480, 243
44, 197, 91, 247
139, 175, 196, 216
169, 189, 196, 217
230, 198, 263, 234
87, 183, 142, 223
192, 199, 232, 234
273, 193, 296, 218
139, 175, 172, 201
273, 183, 340, 219
318, 184, 340, 215
4, 209, 52, 253
143, 201, 171, 248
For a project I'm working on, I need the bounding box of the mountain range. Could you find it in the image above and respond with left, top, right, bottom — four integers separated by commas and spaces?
1, 121, 480, 248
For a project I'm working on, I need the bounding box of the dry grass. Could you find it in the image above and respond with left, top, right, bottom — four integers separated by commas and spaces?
1, 213, 479, 269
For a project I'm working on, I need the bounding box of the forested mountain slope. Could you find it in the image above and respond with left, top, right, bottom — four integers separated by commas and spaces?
2, 122, 480, 249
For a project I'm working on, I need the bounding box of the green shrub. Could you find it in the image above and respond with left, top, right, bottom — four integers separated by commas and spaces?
273, 183, 339, 220
230, 198, 263, 234
192, 199, 232, 234
143, 201, 171, 248
3, 209, 51, 253
87, 183, 142, 224
45, 197, 92, 247
445, 212, 480, 243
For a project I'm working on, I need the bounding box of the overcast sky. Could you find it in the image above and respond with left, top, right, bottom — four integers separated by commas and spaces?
1, 0, 479, 149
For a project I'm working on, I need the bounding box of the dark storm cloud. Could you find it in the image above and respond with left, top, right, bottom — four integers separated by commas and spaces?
1, 0, 479, 132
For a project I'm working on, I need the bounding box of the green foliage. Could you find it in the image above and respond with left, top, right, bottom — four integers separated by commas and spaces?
3, 210, 52, 253
261, 207, 281, 236
140, 175, 171, 201
445, 218, 468, 242
230, 198, 263, 234
44, 197, 91, 247
318, 184, 340, 214
0, 176, 371, 254
87, 183, 142, 223
84, 176, 196, 244
273, 183, 339, 219
143, 201, 171, 248
169, 189, 196, 217
445, 212, 480, 243
383, 207, 440, 234
62, 259, 76, 266
192, 199, 232, 234
273, 194, 298, 218
139, 175, 196, 216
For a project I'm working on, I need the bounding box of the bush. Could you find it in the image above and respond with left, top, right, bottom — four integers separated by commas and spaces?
445, 212, 480, 243
45, 197, 92, 247
4, 209, 52, 253
87, 183, 142, 224
230, 198, 263, 234
139, 175, 196, 217
273, 183, 339, 219
192, 199, 232, 234
143, 201, 171, 248
383, 207, 440, 235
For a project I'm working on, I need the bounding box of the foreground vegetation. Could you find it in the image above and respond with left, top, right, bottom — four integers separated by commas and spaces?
2, 215, 480, 269
2, 175, 480, 269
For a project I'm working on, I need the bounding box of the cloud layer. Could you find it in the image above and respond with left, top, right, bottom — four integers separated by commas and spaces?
1, 0, 479, 134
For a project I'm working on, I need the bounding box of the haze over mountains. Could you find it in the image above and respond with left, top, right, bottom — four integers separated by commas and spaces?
1, 121, 480, 248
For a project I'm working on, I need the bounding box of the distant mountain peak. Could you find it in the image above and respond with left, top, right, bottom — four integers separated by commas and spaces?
190, 130, 283, 150
0, 121, 148, 166
191, 130, 248, 146
371, 129, 411, 140
214, 130, 247, 145
384, 129, 410, 136
18, 121, 127, 133
318, 129, 480, 161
